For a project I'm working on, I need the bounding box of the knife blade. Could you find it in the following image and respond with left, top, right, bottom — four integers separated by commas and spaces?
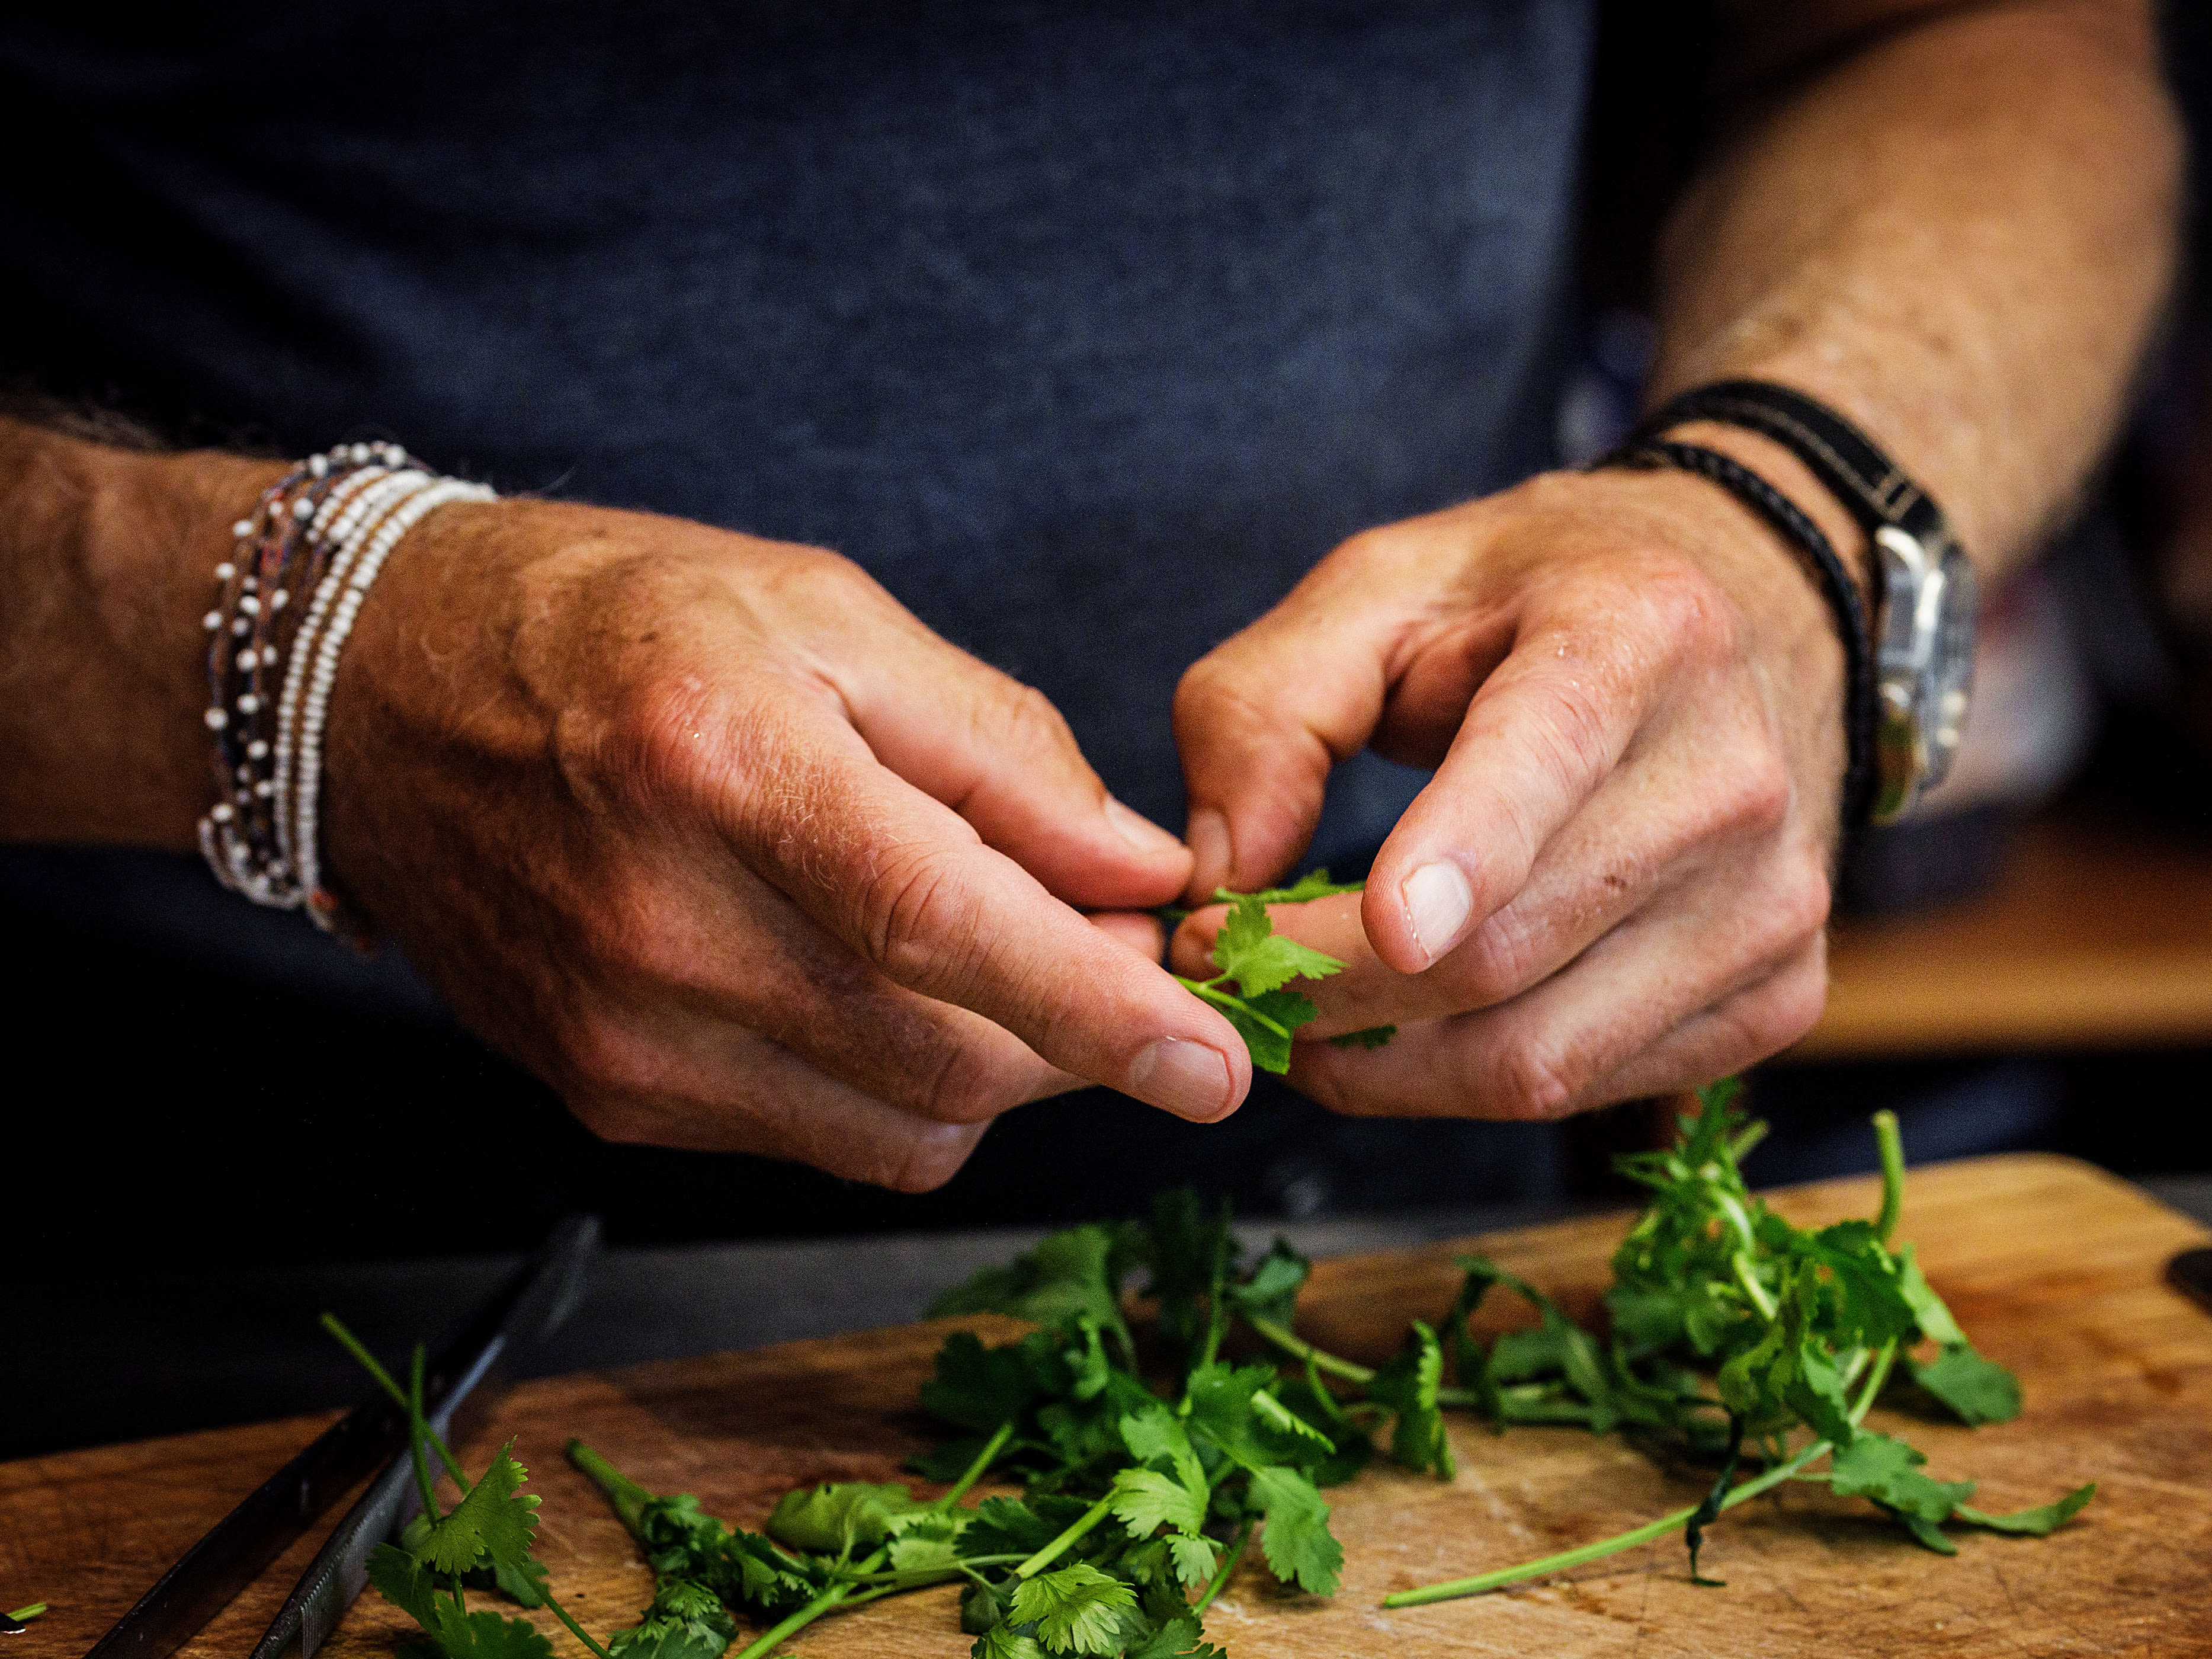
249, 1213, 597, 1658
84, 1214, 598, 1659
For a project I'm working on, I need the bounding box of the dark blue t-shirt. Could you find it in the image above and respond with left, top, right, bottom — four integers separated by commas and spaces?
0, 2, 1601, 1244
4, 0, 1591, 848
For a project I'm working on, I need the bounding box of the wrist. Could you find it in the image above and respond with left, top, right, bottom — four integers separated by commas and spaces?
0, 418, 285, 846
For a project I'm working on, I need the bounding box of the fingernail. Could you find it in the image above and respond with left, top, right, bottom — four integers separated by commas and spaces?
1128, 1037, 1235, 1121
1185, 806, 1230, 889
1105, 798, 1184, 857
1400, 859, 1473, 967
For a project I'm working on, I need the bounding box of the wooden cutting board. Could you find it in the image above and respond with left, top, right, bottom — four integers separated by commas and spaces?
6, 1154, 2209, 1658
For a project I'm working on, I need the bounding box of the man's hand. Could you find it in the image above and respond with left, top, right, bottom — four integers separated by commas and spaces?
319, 498, 1249, 1187
1172, 466, 1842, 1118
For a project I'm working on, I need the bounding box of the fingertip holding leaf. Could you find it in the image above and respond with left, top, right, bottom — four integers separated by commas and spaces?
1174, 873, 1381, 1073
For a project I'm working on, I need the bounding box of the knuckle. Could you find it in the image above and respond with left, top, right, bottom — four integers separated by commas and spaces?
1635, 550, 1737, 665
912, 1039, 1029, 1125
1493, 1034, 1581, 1121
877, 1122, 985, 1192
976, 680, 1078, 764
857, 843, 986, 988
1457, 904, 1546, 1006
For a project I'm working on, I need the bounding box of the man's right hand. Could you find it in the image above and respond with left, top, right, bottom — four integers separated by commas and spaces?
315, 497, 1249, 1187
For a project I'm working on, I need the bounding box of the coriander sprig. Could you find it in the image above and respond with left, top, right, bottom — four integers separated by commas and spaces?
1171, 871, 1393, 1071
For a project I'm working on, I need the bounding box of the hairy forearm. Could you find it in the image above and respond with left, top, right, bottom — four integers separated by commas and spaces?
0, 418, 283, 845
1651, 0, 2182, 578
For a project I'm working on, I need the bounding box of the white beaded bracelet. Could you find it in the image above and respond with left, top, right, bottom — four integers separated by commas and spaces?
194, 444, 494, 937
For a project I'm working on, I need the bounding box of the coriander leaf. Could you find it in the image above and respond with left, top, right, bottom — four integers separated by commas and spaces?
1165, 1532, 1219, 1590
369, 1544, 556, 1659
1125, 1613, 1225, 1659
961, 1580, 1012, 1636
1008, 1564, 1139, 1654
1216, 870, 1363, 904
1909, 1343, 2022, 1427
963, 1497, 1061, 1559
414, 1443, 541, 1578
607, 1578, 735, 1659
928, 1226, 1134, 1353
1186, 1363, 1326, 1469
1896, 1244, 1969, 1347
887, 1514, 966, 1572
765, 1481, 916, 1555
970, 1627, 1048, 1659
1327, 1024, 1395, 1050
1954, 1482, 2095, 1535
1111, 1468, 1207, 1539
1828, 1433, 1976, 1523
1252, 1389, 1336, 1453
1140, 1189, 1236, 1357
921, 1331, 1045, 1433
1224, 1239, 1310, 1328
1191, 982, 1319, 1074
1210, 898, 1347, 998
1246, 1465, 1342, 1595
1367, 1322, 1454, 1479
1896, 1512, 1960, 1555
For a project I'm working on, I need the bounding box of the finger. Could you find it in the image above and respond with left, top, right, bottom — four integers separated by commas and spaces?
714, 684, 1251, 1122
1577, 945, 1829, 1105
562, 1005, 993, 1191
820, 582, 1192, 909
1176, 750, 1791, 1035
1362, 552, 1730, 973
1089, 909, 1169, 962
1172, 542, 1443, 899
578, 850, 1083, 1124
1287, 855, 1826, 1118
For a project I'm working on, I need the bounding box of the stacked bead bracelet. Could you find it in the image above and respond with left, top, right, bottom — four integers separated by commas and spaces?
196, 441, 495, 936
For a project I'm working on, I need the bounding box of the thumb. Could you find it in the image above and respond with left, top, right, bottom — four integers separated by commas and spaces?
1171, 575, 1405, 900
835, 624, 1191, 911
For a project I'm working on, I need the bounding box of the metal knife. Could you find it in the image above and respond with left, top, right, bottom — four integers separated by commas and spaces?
85, 1214, 598, 1659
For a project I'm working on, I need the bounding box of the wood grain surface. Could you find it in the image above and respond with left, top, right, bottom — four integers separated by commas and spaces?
5, 1154, 2208, 1658
1803, 809, 2212, 1059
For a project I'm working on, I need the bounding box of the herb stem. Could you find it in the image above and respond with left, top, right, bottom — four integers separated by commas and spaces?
1012, 1490, 1118, 1580
1731, 1252, 1778, 1321
566, 1439, 652, 1540
1385, 1341, 1899, 1607
728, 1584, 858, 1659
933, 1420, 1016, 1511
322, 1314, 470, 1490
1192, 1522, 1253, 1617
5, 1606, 46, 1624
1873, 1110, 1906, 1244
1245, 1315, 1375, 1385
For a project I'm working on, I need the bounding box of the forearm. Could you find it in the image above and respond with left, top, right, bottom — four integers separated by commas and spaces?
1651, 0, 2182, 580
0, 417, 283, 846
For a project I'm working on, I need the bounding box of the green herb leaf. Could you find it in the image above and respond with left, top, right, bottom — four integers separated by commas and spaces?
1828, 1432, 1976, 1523
765, 1482, 917, 1555
1909, 1343, 2022, 1426
1367, 1322, 1454, 1478
1326, 1025, 1396, 1050
1210, 897, 1347, 998
1214, 870, 1364, 905
1007, 1564, 1139, 1654
1954, 1482, 2095, 1535
1246, 1465, 1342, 1595
970, 1626, 1049, 1659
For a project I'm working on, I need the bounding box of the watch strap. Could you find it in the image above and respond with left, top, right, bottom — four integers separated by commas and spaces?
1599, 439, 1880, 833
1629, 379, 1951, 552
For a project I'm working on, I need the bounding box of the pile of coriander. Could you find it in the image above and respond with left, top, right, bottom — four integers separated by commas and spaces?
334, 1081, 2091, 1659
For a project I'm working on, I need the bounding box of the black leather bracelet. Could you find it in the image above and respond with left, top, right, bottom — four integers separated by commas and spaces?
1595, 438, 1880, 833
1629, 378, 1951, 555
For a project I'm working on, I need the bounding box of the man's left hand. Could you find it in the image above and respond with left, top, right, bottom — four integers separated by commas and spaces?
1171, 465, 1847, 1117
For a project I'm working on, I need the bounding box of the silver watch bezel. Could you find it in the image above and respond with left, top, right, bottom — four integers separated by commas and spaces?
1869, 525, 1976, 825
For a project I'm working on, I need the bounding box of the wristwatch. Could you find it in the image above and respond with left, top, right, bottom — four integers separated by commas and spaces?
1627, 380, 1976, 825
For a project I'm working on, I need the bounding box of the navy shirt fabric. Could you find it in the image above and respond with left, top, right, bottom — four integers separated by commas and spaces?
1, 3, 1597, 1240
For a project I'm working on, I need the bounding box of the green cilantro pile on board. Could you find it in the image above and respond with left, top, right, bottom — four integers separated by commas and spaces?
333, 1082, 2091, 1659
